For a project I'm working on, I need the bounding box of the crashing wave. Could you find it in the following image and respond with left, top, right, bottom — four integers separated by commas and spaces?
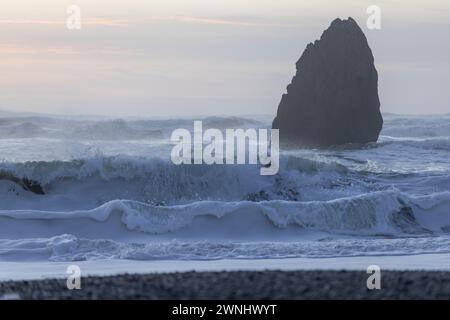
1, 191, 449, 238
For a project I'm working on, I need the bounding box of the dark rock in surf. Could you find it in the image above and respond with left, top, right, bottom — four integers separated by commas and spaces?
0, 171, 45, 195
245, 190, 270, 202
272, 17, 383, 147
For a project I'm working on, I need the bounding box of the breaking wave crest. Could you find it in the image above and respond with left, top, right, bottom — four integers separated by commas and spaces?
1, 191, 449, 237
1, 190, 450, 261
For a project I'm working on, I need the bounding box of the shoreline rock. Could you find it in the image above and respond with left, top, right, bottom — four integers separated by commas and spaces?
0, 171, 45, 195
273, 17, 383, 147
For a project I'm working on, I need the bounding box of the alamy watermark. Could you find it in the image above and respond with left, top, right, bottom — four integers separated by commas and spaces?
66, 5, 81, 30
66, 265, 81, 290
170, 121, 279, 175
366, 265, 381, 290
366, 5, 382, 30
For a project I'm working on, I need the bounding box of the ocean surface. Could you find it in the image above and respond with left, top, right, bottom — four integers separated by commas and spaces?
0, 112, 449, 264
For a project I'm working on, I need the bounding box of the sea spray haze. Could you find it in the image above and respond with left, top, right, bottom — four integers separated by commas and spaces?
0, 113, 449, 262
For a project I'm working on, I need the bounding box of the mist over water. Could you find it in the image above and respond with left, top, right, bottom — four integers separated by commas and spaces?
0, 112, 449, 262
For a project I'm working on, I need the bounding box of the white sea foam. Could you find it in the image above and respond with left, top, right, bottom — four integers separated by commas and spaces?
0, 113, 449, 266
1, 191, 449, 241
2, 234, 450, 262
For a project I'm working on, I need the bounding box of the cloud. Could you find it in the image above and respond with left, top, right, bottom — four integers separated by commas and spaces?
0, 18, 128, 27
0, 44, 124, 56
0, 15, 293, 29
145, 15, 294, 27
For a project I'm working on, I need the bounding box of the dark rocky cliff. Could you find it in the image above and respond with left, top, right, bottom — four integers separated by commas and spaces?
272, 17, 383, 147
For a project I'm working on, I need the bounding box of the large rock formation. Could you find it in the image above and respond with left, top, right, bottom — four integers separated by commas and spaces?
272, 17, 383, 147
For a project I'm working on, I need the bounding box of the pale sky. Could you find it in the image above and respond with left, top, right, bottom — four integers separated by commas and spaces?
0, 0, 449, 116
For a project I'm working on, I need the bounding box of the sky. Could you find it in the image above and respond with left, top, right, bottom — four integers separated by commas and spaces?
0, 0, 449, 117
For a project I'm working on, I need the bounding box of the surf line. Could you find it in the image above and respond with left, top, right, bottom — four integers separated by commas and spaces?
170, 121, 279, 175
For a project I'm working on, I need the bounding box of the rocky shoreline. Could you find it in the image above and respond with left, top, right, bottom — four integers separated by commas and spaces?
1, 270, 449, 300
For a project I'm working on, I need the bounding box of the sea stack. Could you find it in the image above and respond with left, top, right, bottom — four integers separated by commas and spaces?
272, 17, 383, 147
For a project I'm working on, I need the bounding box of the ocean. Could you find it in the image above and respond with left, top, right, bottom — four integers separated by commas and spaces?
0, 112, 449, 267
